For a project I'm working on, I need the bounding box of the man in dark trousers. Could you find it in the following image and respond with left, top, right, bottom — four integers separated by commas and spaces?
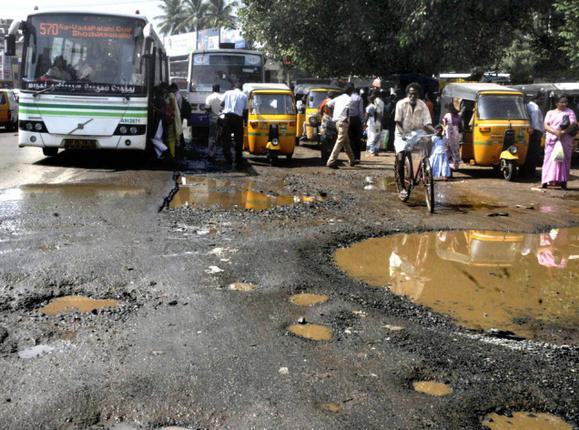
348, 88, 364, 161
221, 82, 248, 168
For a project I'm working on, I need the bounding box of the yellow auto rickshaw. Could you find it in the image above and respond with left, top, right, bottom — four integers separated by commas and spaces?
304, 86, 341, 142
242, 83, 297, 164
440, 83, 530, 180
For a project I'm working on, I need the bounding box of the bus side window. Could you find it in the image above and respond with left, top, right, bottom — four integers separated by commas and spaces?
153, 48, 161, 87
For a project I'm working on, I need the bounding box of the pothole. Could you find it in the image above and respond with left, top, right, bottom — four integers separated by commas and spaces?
169, 177, 324, 210
334, 228, 579, 339
412, 381, 453, 397
289, 293, 329, 306
39, 295, 119, 316
318, 402, 342, 413
228, 282, 257, 292
288, 323, 333, 341
481, 411, 572, 429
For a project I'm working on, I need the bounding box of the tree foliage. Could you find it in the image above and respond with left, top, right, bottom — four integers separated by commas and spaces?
554, 0, 579, 69
156, 0, 238, 35
239, 0, 574, 77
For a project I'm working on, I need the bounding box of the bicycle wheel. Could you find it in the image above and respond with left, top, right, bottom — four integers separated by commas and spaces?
394, 151, 412, 202
422, 158, 435, 213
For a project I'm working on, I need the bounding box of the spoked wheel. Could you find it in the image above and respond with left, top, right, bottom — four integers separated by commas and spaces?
394, 151, 412, 202
422, 158, 435, 213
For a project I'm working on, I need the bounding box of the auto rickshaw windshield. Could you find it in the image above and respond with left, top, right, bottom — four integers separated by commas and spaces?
477, 95, 527, 120
251, 94, 296, 115
308, 91, 329, 109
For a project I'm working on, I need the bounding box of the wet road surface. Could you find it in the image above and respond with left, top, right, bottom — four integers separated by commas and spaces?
0, 129, 578, 429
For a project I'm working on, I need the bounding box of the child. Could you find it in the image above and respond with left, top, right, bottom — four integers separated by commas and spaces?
429, 124, 451, 180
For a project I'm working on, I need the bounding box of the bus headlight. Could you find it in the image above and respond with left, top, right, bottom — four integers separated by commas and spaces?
129, 126, 138, 134
119, 126, 128, 134
25, 122, 33, 131
34, 123, 43, 131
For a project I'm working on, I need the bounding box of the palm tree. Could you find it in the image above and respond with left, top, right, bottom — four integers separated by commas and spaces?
156, 0, 187, 36
206, 0, 237, 30
179, 0, 210, 33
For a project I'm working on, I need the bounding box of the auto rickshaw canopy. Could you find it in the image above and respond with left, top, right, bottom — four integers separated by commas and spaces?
243, 83, 291, 94
442, 83, 521, 101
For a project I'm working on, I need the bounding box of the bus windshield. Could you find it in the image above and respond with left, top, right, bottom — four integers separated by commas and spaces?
250, 94, 295, 115
191, 53, 262, 92
22, 14, 146, 95
477, 95, 528, 120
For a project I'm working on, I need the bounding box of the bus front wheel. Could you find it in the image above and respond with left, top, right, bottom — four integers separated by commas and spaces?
42, 147, 58, 157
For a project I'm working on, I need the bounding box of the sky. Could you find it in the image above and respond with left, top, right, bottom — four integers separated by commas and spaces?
5, 0, 164, 30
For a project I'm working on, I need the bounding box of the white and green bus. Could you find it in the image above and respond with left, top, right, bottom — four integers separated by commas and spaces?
5, 11, 168, 156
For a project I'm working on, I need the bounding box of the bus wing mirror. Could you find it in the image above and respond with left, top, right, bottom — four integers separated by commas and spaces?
4, 35, 16, 56
141, 23, 154, 58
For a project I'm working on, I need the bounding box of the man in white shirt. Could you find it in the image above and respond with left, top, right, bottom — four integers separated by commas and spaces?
522, 91, 545, 177
221, 82, 248, 167
326, 85, 357, 169
394, 82, 435, 196
348, 89, 365, 161
205, 84, 223, 160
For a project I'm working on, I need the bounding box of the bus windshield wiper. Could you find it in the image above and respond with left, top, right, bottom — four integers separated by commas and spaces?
32, 84, 56, 97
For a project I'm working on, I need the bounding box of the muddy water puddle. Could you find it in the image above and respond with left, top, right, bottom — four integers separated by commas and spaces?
318, 402, 343, 413
288, 323, 333, 341
40, 295, 119, 316
482, 411, 572, 430
412, 381, 453, 396
228, 282, 257, 292
289, 293, 329, 306
170, 177, 323, 210
334, 228, 579, 339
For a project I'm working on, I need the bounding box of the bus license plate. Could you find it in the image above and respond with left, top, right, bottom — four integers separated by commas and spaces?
63, 139, 97, 150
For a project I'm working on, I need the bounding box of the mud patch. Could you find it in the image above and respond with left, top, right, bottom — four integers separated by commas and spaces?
169, 177, 323, 210
334, 228, 579, 339
481, 411, 572, 429
288, 323, 333, 341
40, 295, 119, 316
318, 402, 342, 413
289, 293, 329, 306
228, 282, 257, 292
412, 381, 452, 396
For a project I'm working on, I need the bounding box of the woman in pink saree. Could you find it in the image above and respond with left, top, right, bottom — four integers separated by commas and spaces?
541, 95, 577, 189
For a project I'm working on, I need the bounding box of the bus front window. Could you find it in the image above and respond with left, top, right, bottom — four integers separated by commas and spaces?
191, 54, 263, 92
23, 14, 145, 94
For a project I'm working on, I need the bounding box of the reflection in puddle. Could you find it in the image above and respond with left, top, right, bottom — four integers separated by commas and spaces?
319, 402, 342, 413
170, 177, 323, 210
482, 412, 572, 430
289, 293, 329, 306
334, 228, 579, 339
228, 282, 257, 292
412, 381, 452, 396
288, 323, 333, 341
40, 295, 119, 316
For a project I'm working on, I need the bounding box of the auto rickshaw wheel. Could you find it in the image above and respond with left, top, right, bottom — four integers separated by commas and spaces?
422, 158, 435, 213
285, 153, 293, 162
267, 151, 279, 166
501, 159, 517, 181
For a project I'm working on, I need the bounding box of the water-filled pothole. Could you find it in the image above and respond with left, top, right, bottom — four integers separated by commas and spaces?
40, 295, 119, 316
481, 411, 572, 429
169, 177, 323, 210
289, 293, 329, 306
318, 402, 342, 413
412, 381, 452, 396
334, 228, 579, 339
288, 323, 333, 341
228, 282, 257, 292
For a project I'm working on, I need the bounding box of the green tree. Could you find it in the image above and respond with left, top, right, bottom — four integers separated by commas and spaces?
555, 0, 579, 69
239, 0, 559, 77
206, 0, 237, 30
156, 0, 187, 36
179, 0, 210, 33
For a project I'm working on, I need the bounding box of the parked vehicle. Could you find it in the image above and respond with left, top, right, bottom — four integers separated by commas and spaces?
0, 90, 18, 131
242, 83, 296, 164
440, 83, 530, 180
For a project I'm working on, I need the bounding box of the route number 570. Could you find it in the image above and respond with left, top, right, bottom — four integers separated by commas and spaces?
39, 23, 59, 36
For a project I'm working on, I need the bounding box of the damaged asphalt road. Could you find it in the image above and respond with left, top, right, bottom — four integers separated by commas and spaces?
0, 131, 577, 429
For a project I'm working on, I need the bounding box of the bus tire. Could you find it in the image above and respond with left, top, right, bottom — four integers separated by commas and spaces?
42, 147, 58, 157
